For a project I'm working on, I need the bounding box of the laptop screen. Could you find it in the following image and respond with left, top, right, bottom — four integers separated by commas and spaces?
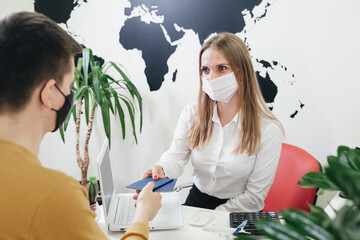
99, 143, 114, 217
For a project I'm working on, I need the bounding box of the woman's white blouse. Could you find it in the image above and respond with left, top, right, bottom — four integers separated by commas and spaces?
157, 103, 284, 212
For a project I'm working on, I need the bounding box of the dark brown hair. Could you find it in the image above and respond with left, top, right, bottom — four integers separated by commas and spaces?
0, 11, 82, 113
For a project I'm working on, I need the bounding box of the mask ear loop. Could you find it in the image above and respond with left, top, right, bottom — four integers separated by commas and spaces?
39, 82, 47, 105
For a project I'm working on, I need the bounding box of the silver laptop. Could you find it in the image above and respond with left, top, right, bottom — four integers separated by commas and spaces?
97, 140, 183, 231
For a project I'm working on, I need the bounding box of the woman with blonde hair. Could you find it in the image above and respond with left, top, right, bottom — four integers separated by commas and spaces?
142, 32, 284, 212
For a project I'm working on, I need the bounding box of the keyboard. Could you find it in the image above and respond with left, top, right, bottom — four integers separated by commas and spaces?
229, 212, 280, 235
115, 196, 136, 226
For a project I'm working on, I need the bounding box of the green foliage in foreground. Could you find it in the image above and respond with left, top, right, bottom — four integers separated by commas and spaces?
236, 146, 360, 240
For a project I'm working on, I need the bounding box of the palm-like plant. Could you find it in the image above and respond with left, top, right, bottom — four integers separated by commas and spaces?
237, 146, 360, 240
60, 48, 142, 186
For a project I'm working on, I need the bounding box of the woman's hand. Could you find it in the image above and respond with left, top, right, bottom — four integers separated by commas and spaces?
136, 165, 166, 195
140, 164, 165, 180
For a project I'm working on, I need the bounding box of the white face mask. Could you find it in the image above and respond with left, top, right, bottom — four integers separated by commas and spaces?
202, 72, 238, 103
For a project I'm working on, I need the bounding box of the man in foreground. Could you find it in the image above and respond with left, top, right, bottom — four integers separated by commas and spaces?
0, 11, 160, 239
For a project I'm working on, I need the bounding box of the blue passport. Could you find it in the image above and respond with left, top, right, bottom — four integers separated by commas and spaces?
126, 177, 177, 192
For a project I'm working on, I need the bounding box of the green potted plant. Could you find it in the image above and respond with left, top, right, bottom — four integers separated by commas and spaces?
237, 146, 360, 240
60, 48, 142, 187
87, 175, 99, 211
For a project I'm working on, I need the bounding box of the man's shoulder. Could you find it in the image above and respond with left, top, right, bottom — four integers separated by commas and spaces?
37, 167, 86, 197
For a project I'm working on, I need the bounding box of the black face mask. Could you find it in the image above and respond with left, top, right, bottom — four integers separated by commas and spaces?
40, 82, 74, 132
50, 84, 74, 132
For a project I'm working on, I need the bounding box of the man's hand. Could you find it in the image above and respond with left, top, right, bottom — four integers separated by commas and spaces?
132, 182, 162, 223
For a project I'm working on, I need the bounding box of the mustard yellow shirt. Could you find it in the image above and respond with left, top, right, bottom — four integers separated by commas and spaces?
121, 222, 149, 240
0, 140, 148, 240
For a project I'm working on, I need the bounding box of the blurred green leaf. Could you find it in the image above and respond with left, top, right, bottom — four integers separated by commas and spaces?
308, 205, 332, 227
234, 234, 257, 240
260, 146, 360, 240
348, 148, 360, 171
298, 172, 339, 190
281, 209, 335, 240
255, 220, 307, 240
326, 163, 360, 205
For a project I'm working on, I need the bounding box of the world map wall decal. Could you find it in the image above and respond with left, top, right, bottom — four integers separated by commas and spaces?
34, 0, 304, 118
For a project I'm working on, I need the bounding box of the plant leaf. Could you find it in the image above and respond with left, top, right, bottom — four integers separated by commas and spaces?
337, 146, 352, 168
109, 62, 143, 132
326, 162, 360, 205
120, 96, 137, 144
71, 102, 77, 123
234, 234, 257, 240
84, 88, 90, 125
88, 48, 95, 68
347, 148, 360, 171
75, 57, 83, 87
308, 205, 335, 232
298, 172, 339, 190
104, 73, 123, 88
63, 103, 76, 131
281, 209, 336, 240
255, 220, 307, 240
74, 68, 84, 85
92, 65, 102, 105
82, 48, 90, 86
308, 205, 331, 223
100, 98, 111, 147
74, 85, 87, 101
332, 205, 360, 239
59, 125, 65, 143
111, 89, 126, 139
108, 98, 115, 115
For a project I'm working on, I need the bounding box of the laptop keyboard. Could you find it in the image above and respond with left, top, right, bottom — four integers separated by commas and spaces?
115, 195, 136, 226
229, 212, 280, 235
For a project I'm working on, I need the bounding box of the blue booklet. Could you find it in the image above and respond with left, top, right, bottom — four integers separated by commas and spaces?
126, 176, 177, 192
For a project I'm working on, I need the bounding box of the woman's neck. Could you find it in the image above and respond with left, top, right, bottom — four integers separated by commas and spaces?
217, 93, 239, 127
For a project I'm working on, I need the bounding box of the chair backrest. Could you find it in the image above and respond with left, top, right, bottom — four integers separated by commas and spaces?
263, 143, 321, 212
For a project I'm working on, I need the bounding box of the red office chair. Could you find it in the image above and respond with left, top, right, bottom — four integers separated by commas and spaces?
263, 143, 321, 213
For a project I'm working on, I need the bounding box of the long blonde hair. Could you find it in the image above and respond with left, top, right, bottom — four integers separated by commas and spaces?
186, 32, 283, 155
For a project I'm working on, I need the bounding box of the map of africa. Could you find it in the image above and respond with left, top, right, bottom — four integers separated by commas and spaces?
34, 0, 303, 117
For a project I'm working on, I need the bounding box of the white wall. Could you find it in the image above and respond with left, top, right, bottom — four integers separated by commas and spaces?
1, 0, 359, 206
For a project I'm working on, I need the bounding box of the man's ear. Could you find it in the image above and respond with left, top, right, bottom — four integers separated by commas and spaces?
40, 79, 56, 108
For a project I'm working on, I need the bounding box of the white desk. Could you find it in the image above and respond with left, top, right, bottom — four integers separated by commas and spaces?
96, 205, 234, 239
